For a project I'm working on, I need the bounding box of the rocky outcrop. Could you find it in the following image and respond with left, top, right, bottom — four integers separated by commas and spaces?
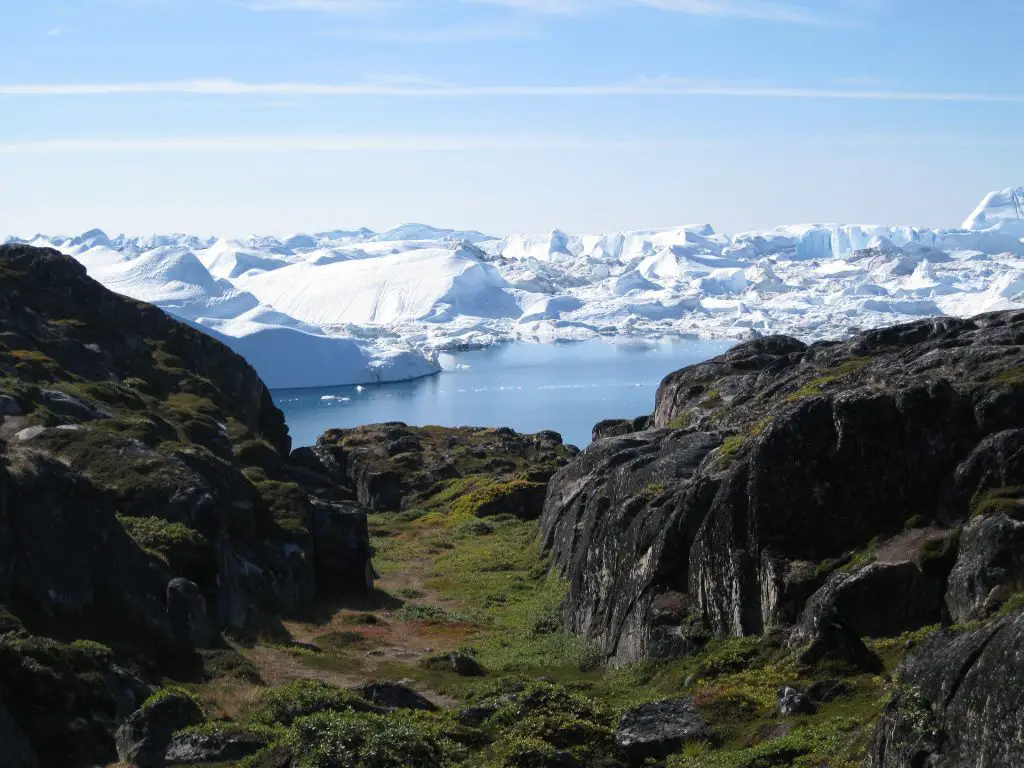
945, 511, 1024, 622
116, 691, 204, 768
540, 429, 722, 663
795, 561, 945, 644
0, 246, 376, 763
314, 423, 576, 513
542, 312, 1024, 662
868, 607, 1024, 767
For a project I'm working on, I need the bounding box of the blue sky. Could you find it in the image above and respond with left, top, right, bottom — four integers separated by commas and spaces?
1, 0, 1022, 237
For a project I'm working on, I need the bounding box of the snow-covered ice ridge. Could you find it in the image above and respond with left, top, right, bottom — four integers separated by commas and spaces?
8, 188, 1024, 390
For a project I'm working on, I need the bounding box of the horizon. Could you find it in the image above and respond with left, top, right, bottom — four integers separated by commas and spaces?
3, 1, 1023, 236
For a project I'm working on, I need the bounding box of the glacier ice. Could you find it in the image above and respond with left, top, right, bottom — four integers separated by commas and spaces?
13, 186, 1024, 390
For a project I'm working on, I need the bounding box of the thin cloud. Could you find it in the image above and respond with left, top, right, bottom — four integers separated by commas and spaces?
1, 77, 1021, 103
466, 0, 840, 24
0, 135, 666, 154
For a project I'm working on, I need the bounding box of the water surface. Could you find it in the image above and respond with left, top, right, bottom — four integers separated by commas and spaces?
274, 338, 733, 449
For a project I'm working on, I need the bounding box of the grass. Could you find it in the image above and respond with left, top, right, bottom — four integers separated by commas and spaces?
971, 486, 1024, 518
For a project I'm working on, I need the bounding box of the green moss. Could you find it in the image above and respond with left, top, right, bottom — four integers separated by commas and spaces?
669, 412, 691, 429
251, 477, 310, 537
993, 367, 1024, 387
972, 487, 1024, 518
117, 514, 212, 578
716, 435, 748, 467
143, 686, 203, 714
787, 357, 874, 402
448, 478, 546, 521
642, 483, 667, 502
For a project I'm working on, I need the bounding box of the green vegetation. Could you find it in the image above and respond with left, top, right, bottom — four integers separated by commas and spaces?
716, 435, 748, 467
249, 680, 369, 728
117, 514, 213, 578
143, 686, 204, 713
669, 411, 691, 429
972, 486, 1024, 518
787, 357, 874, 402
993, 367, 1024, 387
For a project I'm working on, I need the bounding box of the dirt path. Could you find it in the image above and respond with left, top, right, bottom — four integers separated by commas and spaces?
238, 551, 466, 710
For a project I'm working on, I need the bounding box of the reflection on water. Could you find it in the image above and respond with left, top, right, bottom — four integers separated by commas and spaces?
273, 337, 734, 449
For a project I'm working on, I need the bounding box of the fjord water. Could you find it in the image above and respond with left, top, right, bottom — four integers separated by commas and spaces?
274, 337, 734, 448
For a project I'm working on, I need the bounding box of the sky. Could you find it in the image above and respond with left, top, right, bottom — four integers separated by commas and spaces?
1, 0, 1023, 238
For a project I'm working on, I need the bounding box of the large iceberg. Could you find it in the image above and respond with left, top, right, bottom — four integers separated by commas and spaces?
14, 186, 1023, 390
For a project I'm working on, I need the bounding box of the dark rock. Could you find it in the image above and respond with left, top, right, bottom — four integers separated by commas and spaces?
355, 681, 437, 711
775, 686, 817, 716
542, 312, 1024, 658
806, 679, 853, 703
541, 429, 723, 664
592, 416, 650, 441
945, 511, 1024, 622
310, 499, 373, 596
0, 394, 23, 416
0, 693, 39, 768
116, 692, 204, 768
166, 578, 213, 648
457, 705, 497, 727
165, 726, 265, 765
615, 698, 709, 763
868, 608, 1024, 767
796, 618, 884, 674
796, 561, 945, 643
448, 652, 486, 677
37, 388, 112, 421
939, 428, 1024, 525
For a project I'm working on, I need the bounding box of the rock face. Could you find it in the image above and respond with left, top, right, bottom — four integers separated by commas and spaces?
868, 607, 1024, 767
0, 246, 375, 764
542, 312, 1024, 663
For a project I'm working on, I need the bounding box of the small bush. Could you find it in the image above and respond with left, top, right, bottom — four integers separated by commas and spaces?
143, 686, 204, 714
288, 709, 459, 768
249, 680, 369, 728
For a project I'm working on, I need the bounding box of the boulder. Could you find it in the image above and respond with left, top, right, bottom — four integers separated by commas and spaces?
165, 726, 265, 765
592, 416, 650, 441
796, 561, 945, 643
448, 652, 486, 677
309, 499, 373, 596
868, 608, 1024, 767
166, 578, 213, 648
354, 681, 437, 712
116, 691, 204, 768
946, 510, 1024, 622
775, 686, 816, 716
796, 618, 884, 674
616, 698, 709, 763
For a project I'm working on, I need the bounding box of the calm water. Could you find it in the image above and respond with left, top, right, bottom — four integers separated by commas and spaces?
273, 338, 734, 449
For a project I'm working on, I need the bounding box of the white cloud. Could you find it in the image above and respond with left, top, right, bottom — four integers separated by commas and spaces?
465, 0, 840, 23
0, 77, 1020, 103
245, 0, 397, 11
0, 135, 662, 154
